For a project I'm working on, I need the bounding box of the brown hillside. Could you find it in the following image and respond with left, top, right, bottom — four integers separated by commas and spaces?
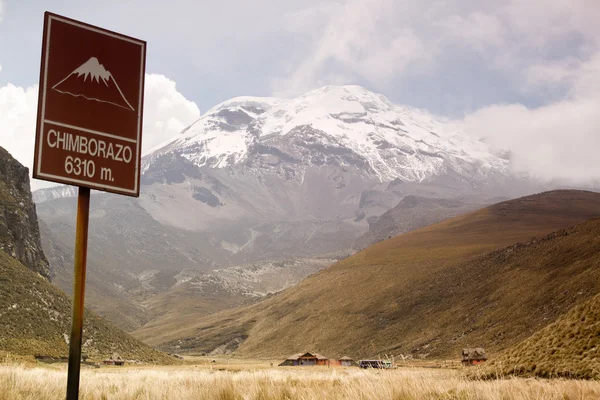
0, 249, 176, 363
481, 291, 600, 379
133, 190, 600, 359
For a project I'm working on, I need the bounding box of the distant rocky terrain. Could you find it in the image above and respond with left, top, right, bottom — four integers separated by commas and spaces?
353, 194, 487, 250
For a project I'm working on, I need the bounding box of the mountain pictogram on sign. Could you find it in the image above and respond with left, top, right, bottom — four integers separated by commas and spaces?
52, 57, 135, 111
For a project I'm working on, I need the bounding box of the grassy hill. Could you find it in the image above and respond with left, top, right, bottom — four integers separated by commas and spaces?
133, 190, 600, 359
0, 248, 176, 363
481, 290, 600, 379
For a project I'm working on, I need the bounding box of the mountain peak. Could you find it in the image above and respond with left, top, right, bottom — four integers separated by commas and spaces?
144, 85, 508, 183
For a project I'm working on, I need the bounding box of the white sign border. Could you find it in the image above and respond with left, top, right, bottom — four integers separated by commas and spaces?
35, 13, 145, 196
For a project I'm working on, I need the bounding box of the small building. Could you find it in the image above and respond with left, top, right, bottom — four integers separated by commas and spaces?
279, 352, 328, 366
103, 353, 126, 366
316, 354, 330, 366
339, 356, 353, 367
279, 352, 356, 367
461, 348, 487, 366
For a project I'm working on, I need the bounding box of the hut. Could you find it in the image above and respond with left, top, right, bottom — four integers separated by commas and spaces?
315, 354, 330, 366
339, 356, 353, 367
279, 352, 328, 366
103, 353, 126, 366
461, 348, 487, 366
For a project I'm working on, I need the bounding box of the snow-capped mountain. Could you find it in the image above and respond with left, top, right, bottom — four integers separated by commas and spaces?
144, 85, 508, 183
135, 85, 524, 234
37, 85, 532, 257
35, 85, 541, 333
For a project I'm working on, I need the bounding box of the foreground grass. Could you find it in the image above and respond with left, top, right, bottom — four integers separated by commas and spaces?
3, 363, 600, 400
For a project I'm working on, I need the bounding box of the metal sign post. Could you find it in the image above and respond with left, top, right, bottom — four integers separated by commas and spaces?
32, 12, 146, 399
66, 187, 90, 400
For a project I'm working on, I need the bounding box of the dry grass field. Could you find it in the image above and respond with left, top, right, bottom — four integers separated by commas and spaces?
3, 359, 600, 400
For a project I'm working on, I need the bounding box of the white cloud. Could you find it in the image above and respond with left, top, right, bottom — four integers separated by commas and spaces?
142, 74, 200, 154
0, 82, 38, 181
441, 11, 505, 52
525, 58, 581, 90
463, 98, 600, 184
272, 0, 432, 97
0, 74, 199, 191
271, 0, 600, 184
462, 52, 600, 184
0, 0, 4, 70
273, 0, 600, 99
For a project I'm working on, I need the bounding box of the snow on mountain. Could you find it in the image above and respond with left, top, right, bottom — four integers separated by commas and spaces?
35, 85, 513, 205
144, 85, 508, 183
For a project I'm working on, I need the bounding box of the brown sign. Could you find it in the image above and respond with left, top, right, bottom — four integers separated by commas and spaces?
33, 12, 146, 197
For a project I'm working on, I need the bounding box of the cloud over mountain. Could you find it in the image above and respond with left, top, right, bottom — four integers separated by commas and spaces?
461, 52, 600, 185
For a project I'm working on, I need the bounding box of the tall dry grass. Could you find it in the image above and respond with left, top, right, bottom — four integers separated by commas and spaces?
3, 363, 600, 400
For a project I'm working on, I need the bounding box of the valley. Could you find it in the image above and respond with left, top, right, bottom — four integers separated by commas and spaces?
3, 86, 600, 393
141, 190, 600, 360
2, 2, 600, 398
34, 85, 529, 336
27, 87, 600, 377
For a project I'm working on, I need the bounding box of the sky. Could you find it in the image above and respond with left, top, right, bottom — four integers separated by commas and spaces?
1, 0, 599, 189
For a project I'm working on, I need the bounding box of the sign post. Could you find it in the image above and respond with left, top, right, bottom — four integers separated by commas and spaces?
32, 12, 146, 399
66, 186, 90, 399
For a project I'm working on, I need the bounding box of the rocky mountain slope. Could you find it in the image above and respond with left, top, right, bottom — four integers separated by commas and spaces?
353, 195, 486, 250
140, 191, 600, 359
38, 192, 338, 332
133, 257, 335, 343
0, 147, 50, 279
137, 85, 525, 238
